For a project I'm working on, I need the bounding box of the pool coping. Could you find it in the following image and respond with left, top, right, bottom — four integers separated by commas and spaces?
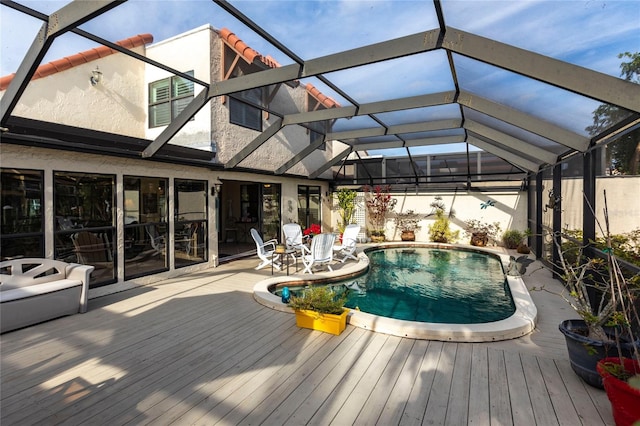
252, 242, 538, 342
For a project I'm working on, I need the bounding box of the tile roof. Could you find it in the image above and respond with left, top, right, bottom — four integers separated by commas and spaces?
0, 34, 153, 91
305, 83, 340, 109
1, 28, 339, 110
218, 27, 339, 109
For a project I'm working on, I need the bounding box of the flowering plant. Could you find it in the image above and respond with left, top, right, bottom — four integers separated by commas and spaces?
303, 223, 321, 237
394, 210, 423, 232
464, 219, 501, 239
363, 185, 396, 233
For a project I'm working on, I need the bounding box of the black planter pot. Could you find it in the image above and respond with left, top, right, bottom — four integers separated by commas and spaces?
559, 319, 637, 389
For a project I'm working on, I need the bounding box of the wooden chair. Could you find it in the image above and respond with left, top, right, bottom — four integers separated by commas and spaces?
71, 231, 111, 265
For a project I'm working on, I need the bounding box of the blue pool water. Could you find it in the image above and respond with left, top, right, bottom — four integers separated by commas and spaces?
276, 247, 515, 324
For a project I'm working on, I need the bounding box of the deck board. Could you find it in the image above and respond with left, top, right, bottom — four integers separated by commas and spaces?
307, 332, 389, 426
467, 345, 490, 426
330, 335, 401, 425
446, 342, 472, 425
0, 256, 614, 425
423, 342, 456, 425
354, 337, 415, 425
377, 339, 429, 425
521, 353, 561, 426
488, 347, 512, 426
503, 351, 536, 426
399, 340, 443, 426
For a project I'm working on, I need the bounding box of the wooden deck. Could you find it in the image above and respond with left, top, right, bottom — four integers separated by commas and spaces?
1, 255, 614, 425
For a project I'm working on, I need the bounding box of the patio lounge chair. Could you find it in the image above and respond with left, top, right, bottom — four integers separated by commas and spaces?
301, 233, 336, 274
250, 228, 281, 270
282, 223, 309, 259
333, 224, 361, 263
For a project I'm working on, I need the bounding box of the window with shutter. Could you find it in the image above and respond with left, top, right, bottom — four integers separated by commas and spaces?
229, 97, 262, 131
148, 71, 195, 128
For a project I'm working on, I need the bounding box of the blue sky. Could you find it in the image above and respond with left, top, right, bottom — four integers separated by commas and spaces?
1, 0, 638, 156
2, 0, 637, 77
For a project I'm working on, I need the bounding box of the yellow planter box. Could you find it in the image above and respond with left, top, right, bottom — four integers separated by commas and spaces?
294, 308, 349, 335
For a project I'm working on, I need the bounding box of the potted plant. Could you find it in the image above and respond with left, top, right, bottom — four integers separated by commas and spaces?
368, 228, 386, 243
593, 202, 640, 424
363, 185, 396, 242
288, 286, 349, 335
394, 210, 423, 241
427, 196, 458, 243
596, 269, 640, 426
464, 219, 501, 247
597, 357, 640, 426
502, 229, 525, 249
302, 223, 322, 239
540, 197, 640, 390
502, 228, 532, 253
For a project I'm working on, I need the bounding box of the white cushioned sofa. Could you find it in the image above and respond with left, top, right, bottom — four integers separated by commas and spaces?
0, 258, 94, 333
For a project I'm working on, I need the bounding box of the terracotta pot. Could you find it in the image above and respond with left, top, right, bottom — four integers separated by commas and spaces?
597, 357, 640, 426
370, 235, 385, 243
516, 243, 531, 254
470, 232, 488, 247
400, 230, 415, 241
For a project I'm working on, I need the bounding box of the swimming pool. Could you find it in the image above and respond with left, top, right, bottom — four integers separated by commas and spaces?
253, 243, 538, 342
273, 247, 515, 324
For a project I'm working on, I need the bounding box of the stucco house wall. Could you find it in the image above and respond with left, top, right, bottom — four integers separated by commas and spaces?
1, 143, 331, 295
142, 24, 335, 178
145, 25, 213, 151
1, 46, 148, 138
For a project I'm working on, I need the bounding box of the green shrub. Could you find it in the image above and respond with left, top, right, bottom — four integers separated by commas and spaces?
288, 286, 346, 315
502, 230, 525, 249
428, 209, 459, 243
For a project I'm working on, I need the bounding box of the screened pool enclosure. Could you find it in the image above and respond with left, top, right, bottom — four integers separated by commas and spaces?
1, 0, 639, 270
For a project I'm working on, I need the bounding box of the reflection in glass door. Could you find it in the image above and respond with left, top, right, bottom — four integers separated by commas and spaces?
175, 179, 208, 268
261, 184, 281, 241
123, 176, 168, 279
54, 172, 116, 287
298, 185, 321, 230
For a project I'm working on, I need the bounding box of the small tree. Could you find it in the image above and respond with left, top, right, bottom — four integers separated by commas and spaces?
335, 188, 358, 234
363, 185, 396, 238
587, 52, 640, 175
427, 196, 458, 243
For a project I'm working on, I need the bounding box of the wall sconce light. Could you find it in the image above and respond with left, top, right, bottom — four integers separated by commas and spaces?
90, 67, 102, 86
211, 177, 223, 196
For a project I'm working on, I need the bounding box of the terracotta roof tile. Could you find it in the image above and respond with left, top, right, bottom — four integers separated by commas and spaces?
218, 28, 262, 65
305, 83, 340, 109
0, 34, 153, 91
218, 27, 338, 109
1, 28, 340, 110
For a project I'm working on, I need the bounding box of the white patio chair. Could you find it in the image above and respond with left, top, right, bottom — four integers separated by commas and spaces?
333, 224, 361, 263
282, 223, 309, 259
301, 233, 336, 274
145, 224, 166, 255
250, 228, 281, 270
